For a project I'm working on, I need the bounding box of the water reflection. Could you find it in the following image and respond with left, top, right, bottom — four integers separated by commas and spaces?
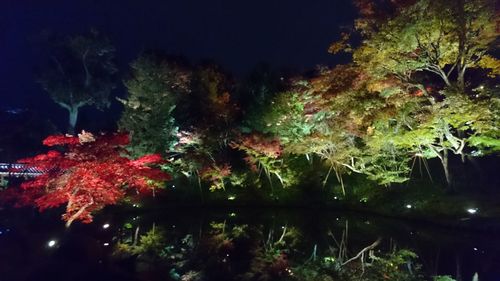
0, 209, 499, 281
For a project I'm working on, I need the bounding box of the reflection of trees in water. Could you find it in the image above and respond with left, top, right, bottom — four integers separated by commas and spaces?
112, 216, 428, 281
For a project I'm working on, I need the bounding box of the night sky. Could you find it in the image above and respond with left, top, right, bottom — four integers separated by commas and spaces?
0, 0, 356, 126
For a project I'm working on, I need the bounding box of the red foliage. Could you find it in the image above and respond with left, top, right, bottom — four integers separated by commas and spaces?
42, 134, 80, 146
199, 163, 232, 182
199, 163, 232, 191
231, 134, 282, 159
230, 134, 282, 173
2, 132, 169, 227
130, 154, 165, 166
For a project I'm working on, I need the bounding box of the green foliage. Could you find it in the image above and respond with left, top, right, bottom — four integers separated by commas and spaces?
290, 248, 424, 281
433, 276, 456, 281
244, 90, 314, 145
353, 0, 497, 90
119, 55, 190, 156
110, 0, 499, 197
115, 227, 168, 259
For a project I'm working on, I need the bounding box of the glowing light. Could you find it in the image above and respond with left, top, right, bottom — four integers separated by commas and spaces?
406, 204, 412, 209
227, 195, 236, 201
334, 196, 338, 200
102, 223, 110, 229
47, 240, 57, 247
473, 247, 478, 251
229, 212, 236, 217
103, 242, 110, 246
467, 208, 478, 214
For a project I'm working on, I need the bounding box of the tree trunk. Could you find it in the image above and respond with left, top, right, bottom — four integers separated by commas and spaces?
441, 149, 454, 190
65, 203, 90, 228
455, 0, 467, 92
455, 255, 462, 281
457, 67, 466, 92
68, 107, 79, 135
438, 68, 452, 88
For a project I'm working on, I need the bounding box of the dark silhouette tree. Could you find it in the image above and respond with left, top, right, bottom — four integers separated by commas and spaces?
38, 30, 117, 134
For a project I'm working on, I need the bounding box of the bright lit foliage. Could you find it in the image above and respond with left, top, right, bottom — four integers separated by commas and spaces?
1, 131, 169, 227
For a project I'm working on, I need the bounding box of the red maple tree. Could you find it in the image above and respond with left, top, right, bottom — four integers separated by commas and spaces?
2, 131, 169, 227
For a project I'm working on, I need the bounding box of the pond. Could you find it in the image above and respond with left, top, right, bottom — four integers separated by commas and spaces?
0, 208, 499, 281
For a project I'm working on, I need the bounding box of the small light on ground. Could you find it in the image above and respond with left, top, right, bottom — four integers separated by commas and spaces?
334, 196, 338, 200
48, 240, 57, 247
229, 212, 236, 217
406, 204, 412, 209
228, 195, 236, 201
467, 208, 478, 214
103, 242, 110, 246
103, 223, 110, 229
473, 247, 478, 251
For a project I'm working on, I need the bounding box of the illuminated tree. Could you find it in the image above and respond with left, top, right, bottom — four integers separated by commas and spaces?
243, 89, 314, 145
304, 68, 414, 190
352, 0, 498, 92
1, 131, 169, 227
199, 163, 232, 191
230, 133, 298, 189
38, 30, 117, 134
118, 54, 191, 156
392, 92, 499, 188
325, 0, 499, 190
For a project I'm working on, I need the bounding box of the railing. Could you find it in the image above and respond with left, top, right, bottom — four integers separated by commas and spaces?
0, 163, 43, 178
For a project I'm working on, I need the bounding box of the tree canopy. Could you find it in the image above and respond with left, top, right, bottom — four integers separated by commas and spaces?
38, 30, 117, 134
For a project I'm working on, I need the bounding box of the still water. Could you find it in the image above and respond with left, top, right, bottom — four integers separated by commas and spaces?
0, 208, 499, 281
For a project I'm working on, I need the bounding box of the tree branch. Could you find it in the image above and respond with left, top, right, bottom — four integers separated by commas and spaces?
342, 238, 381, 266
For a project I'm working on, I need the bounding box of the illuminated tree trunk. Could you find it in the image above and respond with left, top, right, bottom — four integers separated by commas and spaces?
457, 66, 468, 93
441, 149, 453, 190
68, 107, 79, 135
65, 202, 91, 228
455, 0, 467, 92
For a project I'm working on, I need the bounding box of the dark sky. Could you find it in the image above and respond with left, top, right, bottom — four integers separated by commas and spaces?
0, 0, 356, 127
